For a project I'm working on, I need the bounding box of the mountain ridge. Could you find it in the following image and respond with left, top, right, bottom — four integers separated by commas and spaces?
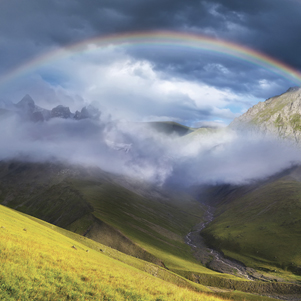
229, 86, 301, 143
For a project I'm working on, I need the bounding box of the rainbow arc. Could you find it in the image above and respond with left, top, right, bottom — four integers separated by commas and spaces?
1, 31, 301, 87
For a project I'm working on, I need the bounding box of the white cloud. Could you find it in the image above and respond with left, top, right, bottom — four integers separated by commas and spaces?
2, 45, 258, 125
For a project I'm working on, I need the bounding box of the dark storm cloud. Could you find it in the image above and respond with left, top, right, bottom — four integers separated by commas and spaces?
201, 0, 301, 67
117, 0, 301, 96
2, 0, 301, 64
126, 45, 293, 99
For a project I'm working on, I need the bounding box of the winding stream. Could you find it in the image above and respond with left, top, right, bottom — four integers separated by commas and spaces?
185, 206, 301, 301
185, 206, 254, 280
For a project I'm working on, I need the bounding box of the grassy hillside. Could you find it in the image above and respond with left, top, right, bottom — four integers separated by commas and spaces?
0, 204, 283, 301
201, 166, 301, 282
0, 161, 245, 282
230, 88, 300, 127
0, 161, 207, 265
0, 204, 228, 300
70, 179, 207, 264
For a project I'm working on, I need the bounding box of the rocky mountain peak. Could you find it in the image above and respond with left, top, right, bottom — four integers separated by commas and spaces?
17, 94, 35, 105
16, 94, 35, 114
286, 86, 301, 93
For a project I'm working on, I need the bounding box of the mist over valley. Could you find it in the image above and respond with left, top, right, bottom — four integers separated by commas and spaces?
1, 92, 301, 189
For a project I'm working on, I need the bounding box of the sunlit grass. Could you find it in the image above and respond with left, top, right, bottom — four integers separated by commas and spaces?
0, 205, 227, 300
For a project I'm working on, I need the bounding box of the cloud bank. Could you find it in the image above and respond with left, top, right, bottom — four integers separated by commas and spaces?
1, 112, 300, 187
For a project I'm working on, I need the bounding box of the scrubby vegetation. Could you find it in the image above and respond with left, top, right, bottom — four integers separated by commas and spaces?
290, 113, 301, 131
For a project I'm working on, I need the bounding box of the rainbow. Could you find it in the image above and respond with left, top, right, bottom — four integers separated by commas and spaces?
1, 31, 301, 87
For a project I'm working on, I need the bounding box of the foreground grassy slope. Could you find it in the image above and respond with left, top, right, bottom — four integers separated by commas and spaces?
0, 204, 227, 301
202, 166, 301, 281
0, 161, 241, 278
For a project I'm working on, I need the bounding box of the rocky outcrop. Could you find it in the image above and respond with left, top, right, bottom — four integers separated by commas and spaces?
230, 86, 301, 143
74, 105, 100, 120
16, 94, 35, 115
51, 105, 71, 119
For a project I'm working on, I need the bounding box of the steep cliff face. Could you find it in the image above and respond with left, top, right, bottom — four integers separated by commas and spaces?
230, 87, 301, 143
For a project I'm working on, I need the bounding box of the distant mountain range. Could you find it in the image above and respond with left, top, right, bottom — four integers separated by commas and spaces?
0, 94, 198, 137
0, 94, 101, 122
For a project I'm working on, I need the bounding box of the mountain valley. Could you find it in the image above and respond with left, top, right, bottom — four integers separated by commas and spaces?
1, 88, 301, 300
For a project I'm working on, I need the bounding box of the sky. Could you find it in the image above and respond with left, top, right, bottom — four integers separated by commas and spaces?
0, 0, 301, 127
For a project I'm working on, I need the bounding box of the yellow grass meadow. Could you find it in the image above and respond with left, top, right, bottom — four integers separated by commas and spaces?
0, 205, 227, 301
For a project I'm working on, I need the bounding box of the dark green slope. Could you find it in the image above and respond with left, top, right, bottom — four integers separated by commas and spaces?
148, 121, 193, 136
200, 166, 301, 279
0, 160, 205, 266
0, 161, 94, 228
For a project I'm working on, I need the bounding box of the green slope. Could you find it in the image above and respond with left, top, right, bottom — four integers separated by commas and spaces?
1, 204, 226, 300
0, 161, 243, 282
0, 205, 288, 301
0, 161, 204, 264
201, 166, 301, 282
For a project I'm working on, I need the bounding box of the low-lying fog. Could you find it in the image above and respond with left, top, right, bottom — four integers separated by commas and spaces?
1, 109, 300, 187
